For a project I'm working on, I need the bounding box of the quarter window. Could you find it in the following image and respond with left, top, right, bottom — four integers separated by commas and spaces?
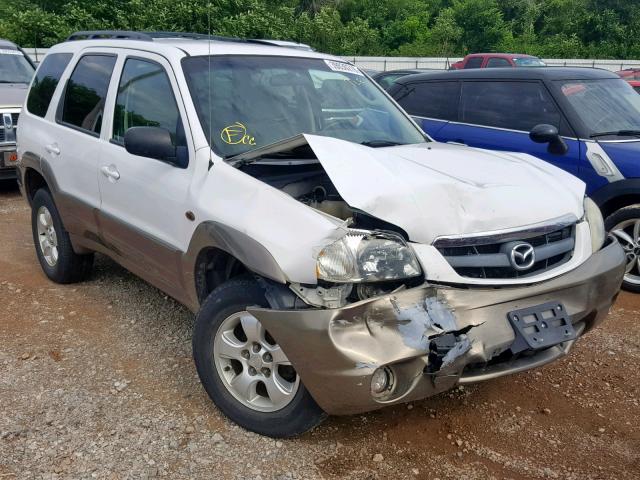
112, 58, 182, 146
26, 53, 73, 118
460, 81, 562, 132
486, 58, 511, 68
395, 81, 460, 121
60, 54, 116, 135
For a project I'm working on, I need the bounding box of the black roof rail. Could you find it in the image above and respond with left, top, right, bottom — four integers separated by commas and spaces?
146, 31, 283, 46
65, 30, 307, 49
66, 31, 153, 41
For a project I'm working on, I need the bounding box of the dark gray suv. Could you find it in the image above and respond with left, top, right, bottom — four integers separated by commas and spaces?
0, 38, 35, 180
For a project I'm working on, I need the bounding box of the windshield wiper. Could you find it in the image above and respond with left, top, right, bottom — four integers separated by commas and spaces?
590, 130, 640, 138
360, 140, 405, 147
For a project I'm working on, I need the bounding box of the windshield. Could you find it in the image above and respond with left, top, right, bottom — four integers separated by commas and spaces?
557, 78, 640, 137
513, 57, 546, 67
182, 55, 425, 158
0, 50, 35, 84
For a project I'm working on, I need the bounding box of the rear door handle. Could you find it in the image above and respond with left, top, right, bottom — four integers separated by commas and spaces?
446, 140, 467, 146
100, 164, 120, 182
45, 143, 60, 156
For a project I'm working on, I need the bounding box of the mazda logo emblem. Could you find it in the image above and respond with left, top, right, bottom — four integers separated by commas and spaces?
510, 242, 535, 270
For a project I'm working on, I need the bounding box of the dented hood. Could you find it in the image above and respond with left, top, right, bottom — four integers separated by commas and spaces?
303, 135, 585, 244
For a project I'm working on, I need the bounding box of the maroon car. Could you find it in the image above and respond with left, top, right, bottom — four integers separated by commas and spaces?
617, 68, 640, 80
450, 53, 546, 70
616, 69, 640, 93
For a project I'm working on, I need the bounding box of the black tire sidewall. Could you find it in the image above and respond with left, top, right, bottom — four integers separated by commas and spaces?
193, 278, 326, 437
605, 205, 640, 293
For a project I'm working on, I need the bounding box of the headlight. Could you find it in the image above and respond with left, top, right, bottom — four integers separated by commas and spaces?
584, 197, 605, 252
316, 229, 422, 283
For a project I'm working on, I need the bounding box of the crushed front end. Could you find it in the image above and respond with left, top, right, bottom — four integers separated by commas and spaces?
250, 239, 625, 415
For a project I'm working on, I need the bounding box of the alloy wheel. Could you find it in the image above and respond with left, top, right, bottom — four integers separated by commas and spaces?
213, 311, 299, 412
36, 206, 59, 267
611, 218, 640, 285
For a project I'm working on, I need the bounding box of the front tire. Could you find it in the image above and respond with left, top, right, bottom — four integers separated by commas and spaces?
31, 188, 94, 284
605, 205, 640, 293
193, 277, 326, 437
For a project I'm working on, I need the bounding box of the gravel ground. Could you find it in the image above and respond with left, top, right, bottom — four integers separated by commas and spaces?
1, 182, 639, 480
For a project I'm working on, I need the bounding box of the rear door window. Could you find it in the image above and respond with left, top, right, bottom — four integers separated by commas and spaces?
395, 81, 460, 121
464, 57, 483, 69
486, 57, 511, 68
60, 54, 116, 135
460, 81, 563, 133
26, 53, 73, 118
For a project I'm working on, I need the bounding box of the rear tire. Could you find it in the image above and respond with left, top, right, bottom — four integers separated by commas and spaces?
605, 205, 640, 293
193, 277, 326, 437
31, 188, 93, 284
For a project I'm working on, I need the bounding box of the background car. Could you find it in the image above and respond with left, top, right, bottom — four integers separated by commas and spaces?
371, 68, 438, 90
616, 68, 640, 80
627, 80, 640, 93
615, 69, 640, 92
0, 38, 35, 181
449, 53, 546, 70
389, 67, 640, 292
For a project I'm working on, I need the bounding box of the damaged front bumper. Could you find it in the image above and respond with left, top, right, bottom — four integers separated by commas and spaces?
249, 239, 625, 415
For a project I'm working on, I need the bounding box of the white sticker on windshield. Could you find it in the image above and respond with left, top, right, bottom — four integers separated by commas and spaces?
324, 60, 363, 76
0, 49, 23, 56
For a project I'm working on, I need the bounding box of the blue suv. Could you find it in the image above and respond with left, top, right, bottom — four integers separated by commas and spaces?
388, 67, 640, 292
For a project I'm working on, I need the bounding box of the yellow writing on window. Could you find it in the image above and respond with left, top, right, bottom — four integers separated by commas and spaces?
221, 122, 256, 146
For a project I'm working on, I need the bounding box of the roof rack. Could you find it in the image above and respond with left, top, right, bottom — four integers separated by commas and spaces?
66, 31, 153, 41
65, 30, 313, 50
66, 30, 263, 44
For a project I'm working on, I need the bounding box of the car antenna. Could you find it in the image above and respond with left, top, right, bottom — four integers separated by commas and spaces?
207, 1, 214, 171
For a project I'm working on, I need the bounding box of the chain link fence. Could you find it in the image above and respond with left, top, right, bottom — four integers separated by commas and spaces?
344, 56, 640, 72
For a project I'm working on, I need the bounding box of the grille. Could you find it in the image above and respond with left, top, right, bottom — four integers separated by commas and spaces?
0, 112, 18, 144
435, 225, 575, 279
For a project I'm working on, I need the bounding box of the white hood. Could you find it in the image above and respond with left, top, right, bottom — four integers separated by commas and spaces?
304, 135, 585, 244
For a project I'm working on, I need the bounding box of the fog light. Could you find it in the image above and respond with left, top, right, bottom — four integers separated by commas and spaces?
371, 367, 392, 395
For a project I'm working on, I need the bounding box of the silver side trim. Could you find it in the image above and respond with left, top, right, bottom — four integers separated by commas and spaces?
585, 141, 624, 182
411, 115, 579, 141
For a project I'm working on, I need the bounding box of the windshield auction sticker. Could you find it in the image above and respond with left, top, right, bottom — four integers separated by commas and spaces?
324, 60, 364, 76
221, 122, 256, 146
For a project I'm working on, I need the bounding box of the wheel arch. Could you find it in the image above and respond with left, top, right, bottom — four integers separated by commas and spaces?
23, 167, 49, 205
183, 221, 289, 309
590, 179, 640, 219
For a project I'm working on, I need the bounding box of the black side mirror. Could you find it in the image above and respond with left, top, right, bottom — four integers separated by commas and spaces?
124, 126, 183, 167
529, 124, 569, 155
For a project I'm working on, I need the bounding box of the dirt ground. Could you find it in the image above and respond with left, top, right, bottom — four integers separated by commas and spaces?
1, 181, 638, 480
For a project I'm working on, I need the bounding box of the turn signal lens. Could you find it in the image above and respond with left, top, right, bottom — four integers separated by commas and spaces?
584, 197, 605, 253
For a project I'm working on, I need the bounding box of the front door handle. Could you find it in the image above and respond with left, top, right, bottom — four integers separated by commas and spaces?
446, 139, 467, 146
45, 143, 60, 156
100, 164, 120, 182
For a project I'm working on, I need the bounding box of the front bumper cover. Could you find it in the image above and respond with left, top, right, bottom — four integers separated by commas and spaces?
249, 239, 625, 415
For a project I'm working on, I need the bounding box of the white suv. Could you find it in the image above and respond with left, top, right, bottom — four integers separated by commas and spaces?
17, 31, 625, 437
